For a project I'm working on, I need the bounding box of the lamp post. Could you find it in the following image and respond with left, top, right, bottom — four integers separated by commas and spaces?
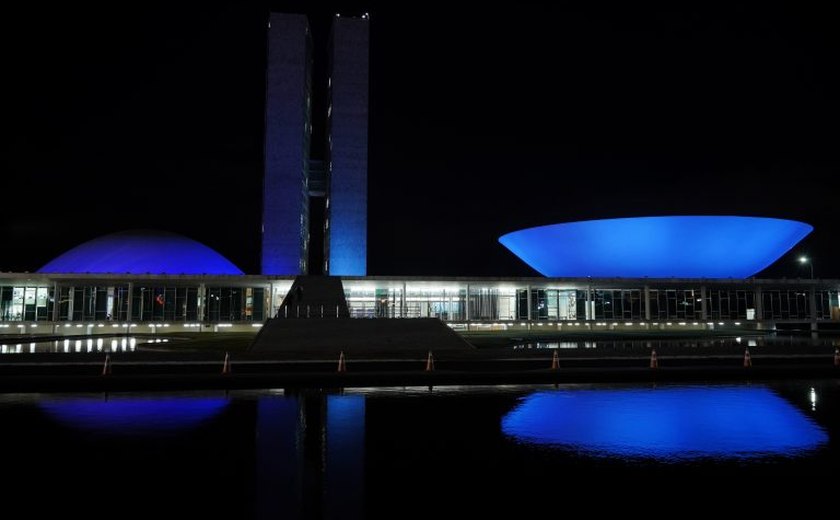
798, 256, 814, 279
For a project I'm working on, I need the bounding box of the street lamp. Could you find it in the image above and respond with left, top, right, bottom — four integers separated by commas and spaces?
798, 256, 814, 279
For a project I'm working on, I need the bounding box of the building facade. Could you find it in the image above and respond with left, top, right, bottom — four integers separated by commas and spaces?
324, 16, 369, 276
262, 13, 369, 276
2, 274, 838, 336
262, 13, 312, 275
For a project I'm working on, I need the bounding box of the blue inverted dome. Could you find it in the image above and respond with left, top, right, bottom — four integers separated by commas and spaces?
499, 216, 812, 278
38, 230, 244, 275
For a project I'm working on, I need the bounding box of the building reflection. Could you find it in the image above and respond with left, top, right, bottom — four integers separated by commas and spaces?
40, 395, 229, 434
255, 392, 365, 520
502, 386, 828, 460
26, 384, 832, 517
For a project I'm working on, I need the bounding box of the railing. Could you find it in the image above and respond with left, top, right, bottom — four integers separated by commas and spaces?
277, 305, 344, 319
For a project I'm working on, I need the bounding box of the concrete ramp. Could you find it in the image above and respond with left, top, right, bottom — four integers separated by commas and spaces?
251, 318, 474, 353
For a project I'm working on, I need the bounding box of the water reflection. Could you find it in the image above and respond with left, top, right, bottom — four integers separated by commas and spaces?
325, 395, 365, 517
1, 336, 140, 354
513, 335, 838, 352
256, 397, 301, 519
502, 386, 828, 460
0, 384, 837, 518
254, 393, 365, 520
40, 395, 229, 434
514, 341, 597, 349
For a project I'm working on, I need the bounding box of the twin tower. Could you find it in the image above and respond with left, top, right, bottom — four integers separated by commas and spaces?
262, 13, 368, 276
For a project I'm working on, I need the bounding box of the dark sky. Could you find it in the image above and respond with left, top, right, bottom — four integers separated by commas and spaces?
3, 1, 837, 278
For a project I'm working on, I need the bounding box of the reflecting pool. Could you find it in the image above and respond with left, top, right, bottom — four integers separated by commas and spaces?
1, 381, 837, 518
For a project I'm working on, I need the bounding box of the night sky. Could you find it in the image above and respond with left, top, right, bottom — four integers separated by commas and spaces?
3, 1, 837, 278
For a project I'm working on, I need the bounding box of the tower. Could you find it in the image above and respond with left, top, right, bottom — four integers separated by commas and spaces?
261, 13, 312, 275
324, 15, 369, 276
262, 13, 368, 276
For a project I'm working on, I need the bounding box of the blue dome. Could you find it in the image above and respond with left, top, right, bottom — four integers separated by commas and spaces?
38, 230, 244, 275
499, 216, 812, 278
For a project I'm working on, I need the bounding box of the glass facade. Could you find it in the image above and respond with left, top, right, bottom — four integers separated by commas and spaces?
1, 276, 838, 326
1, 282, 290, 323
587, 289, 644, 320
0, 286, 52, 321
706, 289, 755, 320
341, 281, 839, 324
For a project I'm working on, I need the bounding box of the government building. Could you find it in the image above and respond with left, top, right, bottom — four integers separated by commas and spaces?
3, 13, 838, 340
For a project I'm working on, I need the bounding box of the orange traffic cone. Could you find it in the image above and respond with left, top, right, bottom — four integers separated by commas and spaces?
425, 351, 435, 372
649, 349, 658, 369
102, 354, 112, 376
337, 351, 347, 373
551, 351, 560, 370
222, 352, 232, 375
834, 348, 839, 367
743, 348, 752, 368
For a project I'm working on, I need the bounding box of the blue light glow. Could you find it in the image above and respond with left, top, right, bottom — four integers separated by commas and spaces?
38, 230, 244, 275
327, 394, 366, 455
325, 395, 366, 517
502, 386, 827, 460
40, 396, 229, 434
256, 396, 301, 517
499, 216, 812, 278
327, 179, 367, 276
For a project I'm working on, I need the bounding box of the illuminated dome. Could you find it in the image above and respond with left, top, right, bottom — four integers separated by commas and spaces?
499, 216, 812, 278
38, 230, 244, 275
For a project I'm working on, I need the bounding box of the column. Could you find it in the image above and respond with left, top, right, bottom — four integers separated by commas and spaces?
67, 287, 74, 321
126, 282, 133, 323
526, 285, 532, 321
198, 283, 206, 322
51, 282, 60, 323
700, 286, 707, 320
106, 286, 115, 320
754, 286, 763, 321
643, 285, 651, 321
465, 283, 470, 322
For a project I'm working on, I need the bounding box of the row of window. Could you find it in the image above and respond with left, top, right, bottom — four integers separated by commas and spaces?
0, 286, 267, 322
2, 285, 837, 322
344, 288, 838, 321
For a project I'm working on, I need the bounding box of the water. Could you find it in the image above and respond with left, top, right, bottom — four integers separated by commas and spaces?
2, 381, 838, 518
0, 336, 154, 354
2, 333, 836, 355
513, 334, 840, 353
